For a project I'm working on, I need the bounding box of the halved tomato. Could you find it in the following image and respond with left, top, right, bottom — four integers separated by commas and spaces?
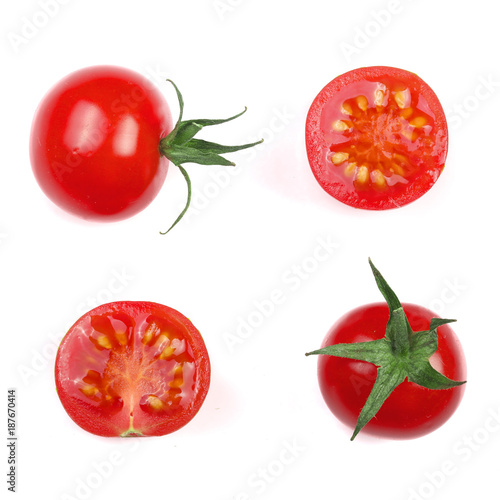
305, 66, 448, 209
55, 301, 210, 437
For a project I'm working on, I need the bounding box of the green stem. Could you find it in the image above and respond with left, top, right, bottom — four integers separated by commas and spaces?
159, 165, 191, 235
158, 80, 263, 234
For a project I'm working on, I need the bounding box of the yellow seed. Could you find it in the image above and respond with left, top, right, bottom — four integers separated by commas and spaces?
169, 378, 184, 389
169, 363, 184, 389
356, 95, 368, 111
148, 395, 164, 411
394, 90, 410, 109
371, 169, 387, 188
142, 323, 160, 345
142, 330, 153, 345
400, 107, 413, 120
393, 153, 408, 164
81, 385, 98, 397
344, 162, 357, 177
331, 152, 349, 164
97, 335, 112, 349
159, 346, 175, 360
341, 102, 353, 115
410, 116, 427, 128
374, 90, 385, 107
356, 166, 369, 184
332, 120, 350, 132
172, 364, 184, 377
391, 163, 405, 176
115, 330, 128, 346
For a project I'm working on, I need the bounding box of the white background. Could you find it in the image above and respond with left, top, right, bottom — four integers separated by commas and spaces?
1, 1, 499, 499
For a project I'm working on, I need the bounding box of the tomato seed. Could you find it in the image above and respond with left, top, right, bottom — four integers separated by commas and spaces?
356, 95, 368, 111
331, 152, 349, 164
97, 335, 112, 349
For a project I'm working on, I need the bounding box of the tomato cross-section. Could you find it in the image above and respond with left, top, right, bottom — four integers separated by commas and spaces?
306, 66, 448, 209
55, 301, 210, 437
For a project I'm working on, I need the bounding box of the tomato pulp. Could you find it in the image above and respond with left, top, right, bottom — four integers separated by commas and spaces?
30, 66, 172, 222
306, 66, 448, 209
55, 301, 210, 437
317, 303, 466, 439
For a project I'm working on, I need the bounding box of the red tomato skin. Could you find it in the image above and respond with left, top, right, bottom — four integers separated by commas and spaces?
306, 66, 448, 210
55, 301, 210, 437
30, 66, 172, 222
317, 303, 466, 439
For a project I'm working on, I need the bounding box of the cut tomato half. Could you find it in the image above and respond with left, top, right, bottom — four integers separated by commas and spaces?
55, 301, 210, 437
306, 66, 448, 209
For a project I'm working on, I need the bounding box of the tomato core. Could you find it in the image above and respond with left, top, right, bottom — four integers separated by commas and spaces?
324, 80, 439, 192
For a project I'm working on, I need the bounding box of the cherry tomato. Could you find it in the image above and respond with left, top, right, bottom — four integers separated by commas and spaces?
305, 66, 448, 209
317, 302, 466, 439
30, 65, 261, 230
30, 66, 172, 222
55, 301, 210, 437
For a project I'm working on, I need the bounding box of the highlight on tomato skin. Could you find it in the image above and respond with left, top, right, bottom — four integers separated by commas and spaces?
305, 66, 449, 210
54, 301, 211, 437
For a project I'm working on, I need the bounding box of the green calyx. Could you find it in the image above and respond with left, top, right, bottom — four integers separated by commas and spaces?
158, 80, 263, 234
306, 258, 466, 441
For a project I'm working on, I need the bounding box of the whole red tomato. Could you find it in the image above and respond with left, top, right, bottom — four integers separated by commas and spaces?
307, 260, 466, 440
55, 301, 211, 437
317, 303, 466, 439
30, 65, 260, 231
30, 66, 173, 222
305, 66, 448, 209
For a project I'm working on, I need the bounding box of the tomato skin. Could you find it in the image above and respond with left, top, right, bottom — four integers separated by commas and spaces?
30, 66, 172, 221
55, 301, 210, 437
306, 66, 448, 210
317, 302, 466, 439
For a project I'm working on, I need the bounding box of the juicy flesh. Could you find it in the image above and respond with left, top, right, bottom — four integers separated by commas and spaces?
327, 84, 436, 191
72, 312, 196, 434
